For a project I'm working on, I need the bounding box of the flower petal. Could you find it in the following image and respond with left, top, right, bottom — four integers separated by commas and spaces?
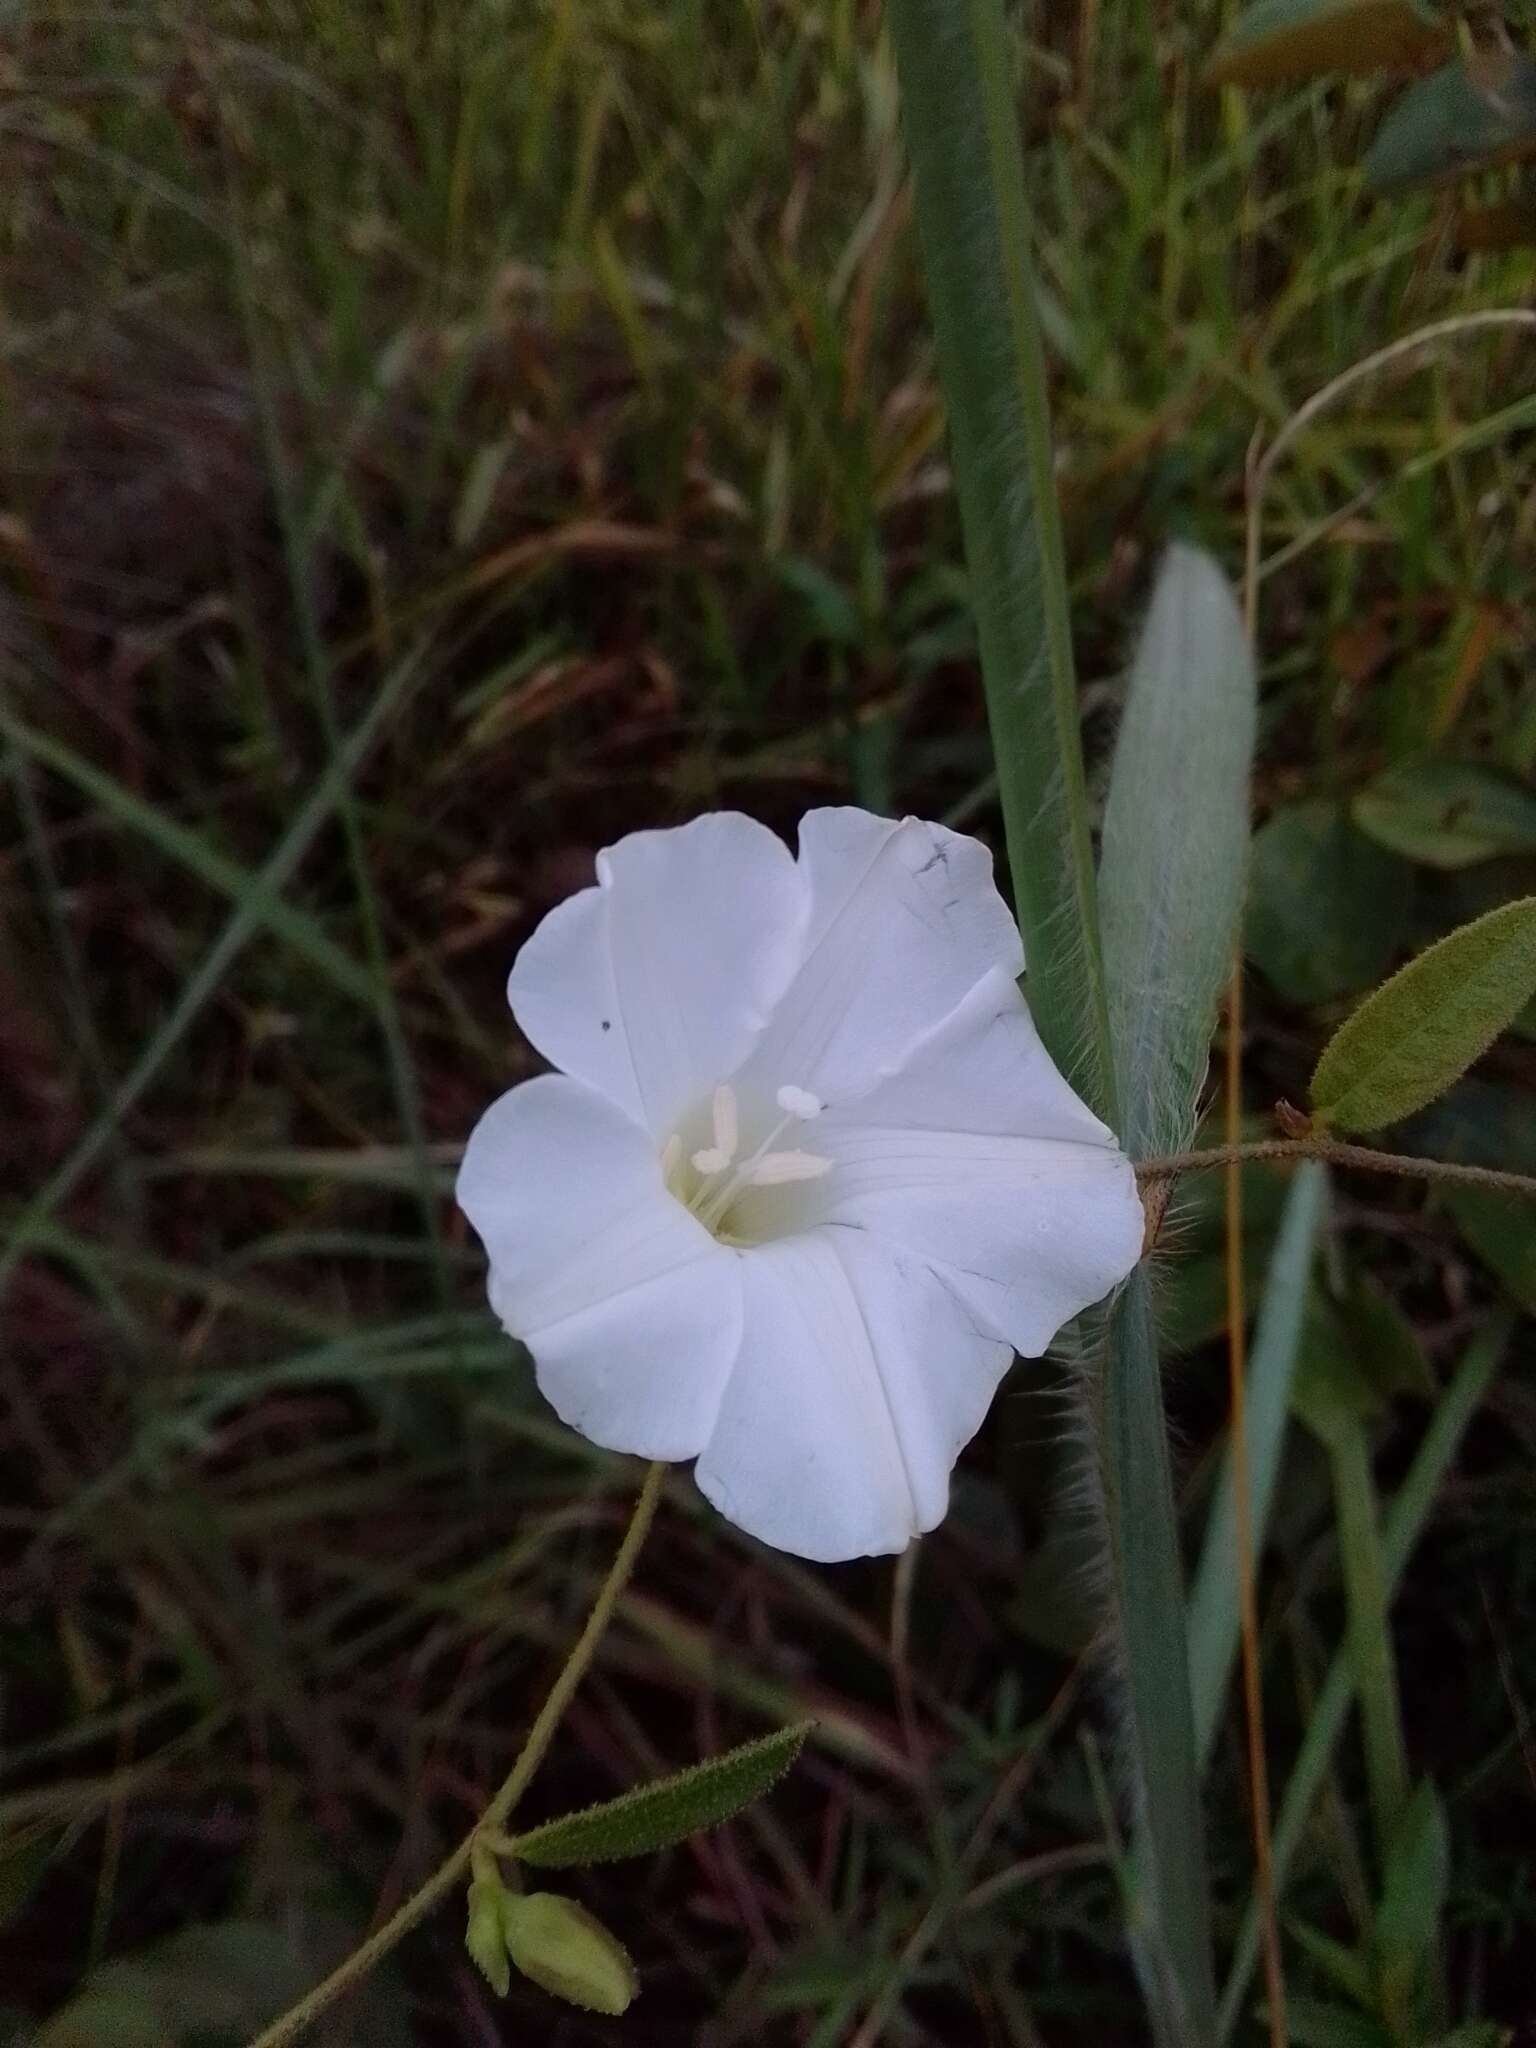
780, 969, 1144, 1354
457, 1076, 743, 1459
694, 1231, 1011, 1561
508, 814, 807, 1138
735, 809, 1024, 1110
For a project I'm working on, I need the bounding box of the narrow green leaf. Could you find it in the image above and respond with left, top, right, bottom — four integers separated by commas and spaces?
1218, 1322, 1510, 2039
1204, 0, 1448, 90
0, 712, 374, 1004
1352, 760, 1536, 869
502, 1894, 637, 2015
1447, 1185, 1536, 1311
886, 0, 1113, 1116
1284, 2002, 1394, 2048
1097, 1273, 1217, 2045
1287, 1920, 1376, 2006
1101, 546, 1255, 1160
1365, 52, 1536, 193
1375, 1779, 1449, 1986
1188, 1163, 1327, 1768
1247, 801, 1412, 1005
1311, 897, 1536, 1132
507, 1721, 812, 1867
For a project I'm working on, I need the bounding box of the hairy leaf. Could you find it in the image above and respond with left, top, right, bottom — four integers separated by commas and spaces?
508, 1721, 811, 1867
1101, 545, 1255, 1160
1311, 897, 1536, 1132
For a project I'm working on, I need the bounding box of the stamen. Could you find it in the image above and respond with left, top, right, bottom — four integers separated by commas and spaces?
660, 1133, 682, 1179
712, 1083, 739, 1159
691, 1145, 732, 1175
744, 1149, 836, 1186
775, 1084, 823, 1120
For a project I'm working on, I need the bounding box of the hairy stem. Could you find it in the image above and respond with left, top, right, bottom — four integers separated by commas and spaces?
245, 1461, 667, 2048
1140, 1139, 1536, 1200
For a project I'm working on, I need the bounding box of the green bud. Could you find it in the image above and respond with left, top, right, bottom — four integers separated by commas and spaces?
503, 1892, 638, 2015
465, 1872, 512, 1997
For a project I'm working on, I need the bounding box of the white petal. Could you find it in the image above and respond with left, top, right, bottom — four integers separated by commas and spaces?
735, 808, 1024, 1110
508, 814, 807, 1138
694, 1232, 1012, 1561
457, 1076, 743, 1460
790, 969, 1144, 1354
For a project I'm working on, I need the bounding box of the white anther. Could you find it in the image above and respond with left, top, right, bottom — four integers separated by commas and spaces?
691, 1145, 732, 1175
775, 1084, 823, 1120
745, 1149, 835, 1186
711, 1083, 739, 1160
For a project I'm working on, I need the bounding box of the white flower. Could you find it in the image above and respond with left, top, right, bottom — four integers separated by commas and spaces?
458, 808, 1143, 1562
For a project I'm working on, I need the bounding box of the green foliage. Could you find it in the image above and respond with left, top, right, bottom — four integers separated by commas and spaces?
1311, 896, 1536, 1131
501, 1893, 638, 2016
1365, 52, 1536, 192
1446, 1185, 1536, 1310
1376, 1779, 1450, 2026
1247, 802, 1412, 1004
1187, 1162, 1327, 1767
1100, 545, 1255, 1160
506, 1721, 812, 1867
31, 1919, 410, 2047
886, 0, 1112, 1115
1352, 761, 1536, 869
1204, 0, 1448, 89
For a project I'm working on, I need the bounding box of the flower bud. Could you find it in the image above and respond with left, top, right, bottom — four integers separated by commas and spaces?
503, 1891, 638, 2015
464, 1872, 512, 1997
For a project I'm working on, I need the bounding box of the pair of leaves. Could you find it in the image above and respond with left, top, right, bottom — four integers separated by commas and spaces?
1311, 896, 1536, 1132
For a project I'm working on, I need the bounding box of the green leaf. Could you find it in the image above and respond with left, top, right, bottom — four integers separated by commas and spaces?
32, 1916, 410, 2047
1365, 52, 1536, 193
1219, 1325, 1508, 2038
1204, 0, 1448, 90
1247, 802, 1412, 1004
1311, 898, 1536, 1132
1101, 545, 1255, 1160
503, 1893, 638, 2015
1447, 1185, 1536, 1312
1098, 1272, 1217, 2045
1431, 2026, 1511, 2048
1293, 1293, 1389, 1449
1375, 1779, 1449, 2013
1188, 1163, 1327, 1768
1284, 2001, 1394, 2048
1340, 1281, 1436, 1402
1287, 1918, 1376, 2006
886, 0, 1114, 1117
507, 1721, 812, 1867
1352, 760, 1536, 869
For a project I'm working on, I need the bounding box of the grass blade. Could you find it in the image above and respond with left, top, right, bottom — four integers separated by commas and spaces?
1188, 1162, 1328, 1768
1218, 1321, 1509, 2038
1100, 544, 1255, 1162
885, 0, 1112, 1114
1096, 1272, 1219, 2044
887, 9, 1219, 2035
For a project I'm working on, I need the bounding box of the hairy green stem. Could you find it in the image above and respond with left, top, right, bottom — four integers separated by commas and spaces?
245, 1461, 666, 2048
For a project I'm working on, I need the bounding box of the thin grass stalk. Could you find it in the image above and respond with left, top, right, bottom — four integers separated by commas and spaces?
885, 8, 1216, 2034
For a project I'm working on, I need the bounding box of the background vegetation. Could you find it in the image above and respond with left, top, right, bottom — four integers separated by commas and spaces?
2, 1, 1534, 2040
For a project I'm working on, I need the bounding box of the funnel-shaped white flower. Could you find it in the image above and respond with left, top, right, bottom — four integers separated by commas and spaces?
458, 809, 1142, 1562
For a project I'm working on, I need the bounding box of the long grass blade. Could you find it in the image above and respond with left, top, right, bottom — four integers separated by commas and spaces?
1217, 1321, 1509, 2038
885, 0, 1111, 1114
1188, 1162, 1327, 1767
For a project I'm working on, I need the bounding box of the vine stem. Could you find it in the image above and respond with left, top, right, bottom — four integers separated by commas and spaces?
1139, 1138, 1536, 1199
245, 1460, 667, 2048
